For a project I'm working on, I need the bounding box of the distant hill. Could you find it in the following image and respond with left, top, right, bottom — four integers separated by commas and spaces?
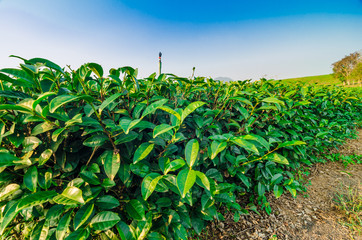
215, 77, 234, 82
277, 74, 341, 85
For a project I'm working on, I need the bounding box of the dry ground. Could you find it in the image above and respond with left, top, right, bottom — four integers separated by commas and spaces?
198, 129, 362, 240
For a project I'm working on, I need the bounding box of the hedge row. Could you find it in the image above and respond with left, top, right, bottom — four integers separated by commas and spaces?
0, 57, 361, 239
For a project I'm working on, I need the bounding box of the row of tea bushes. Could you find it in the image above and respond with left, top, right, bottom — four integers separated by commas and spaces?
0, 57, 361, 239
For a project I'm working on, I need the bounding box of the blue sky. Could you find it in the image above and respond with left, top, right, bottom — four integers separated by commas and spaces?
0, 0, 361, 80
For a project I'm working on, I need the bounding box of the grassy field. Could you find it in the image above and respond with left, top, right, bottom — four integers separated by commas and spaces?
277, 74, 362, 90
277, 74, 341, 85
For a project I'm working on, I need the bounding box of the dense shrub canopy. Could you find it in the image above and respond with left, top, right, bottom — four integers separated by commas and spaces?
0, 57, 361, 239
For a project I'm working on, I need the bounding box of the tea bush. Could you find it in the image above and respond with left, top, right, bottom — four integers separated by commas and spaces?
0, 57, 361, 239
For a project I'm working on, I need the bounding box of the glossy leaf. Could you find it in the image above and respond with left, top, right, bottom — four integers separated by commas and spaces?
185, 139, 199, 168
74, 204, 94, 230
141, 173, 163, 200
24, 166, 38, 192
56, 210, 73, 240
90, 211, 121, 231
181, 101, 206, 123
104, 151, 121, 181
157, 106, 181, 122
176, 168, 197, 198
133, 142, 154, 164
125, 199, 145, 221
141, 99, 168, 118
267, 153, 289, 165
96, 195, 120, 209
17, 191, 57, 211
0, 152, 21, 168
153, 124, 175, 138
53, 186, 85, 205
116, 221, 136, 240
210, 141, 227, 160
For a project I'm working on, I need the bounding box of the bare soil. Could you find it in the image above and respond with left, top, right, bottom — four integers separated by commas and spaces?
199, 129, 362, 240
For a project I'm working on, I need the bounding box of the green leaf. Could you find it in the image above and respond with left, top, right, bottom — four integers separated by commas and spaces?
125, 199, 145, 221
164, 159, 185, 174
118, 164, 131, 185
74, 204, 94, 230
17, 191, 57, 211
0, 183, 20, 202
231, 138, 259, 155
238, 106, 249, 119
80, 171, 101, 185
83, 134, 108, 148
38, 149, 53, 166
278, 140, 306, 148
181, 101, 206, 123
114, 131, 138, 144
31, 122, 56, 136
32, 92, 56, 110
32, 221, 49, 240
137, 212, 152, 240
236, 172, 251, 188
53, 186, 85, 205
153, 124, 175, 138
273, 185, 283, 199
133, 143, 154, 164
38, 168, 52, 190
56, 210, 73, 240
104, 151, 120, 181
268, 153, 289, 165
0, 201, 19, 236
90, 211, 121, 231
52, 128, 66, 142
242, 134, 270, 151
210, 141, 227, 160
96, 195, 120, 210
157, 106, 181, 122
0, 152, 21, 168
141, 173, 163, 200
261, 97, 284, 105
0, 90, 31, 99
99, 93, 122, 113
185, 139, 199, 168
0, 68, 34, 85
64, 228, 90, 240
88, 62, 104, 78
176, 168, 197, 198
24, 165, 38, 192
0, 104, 32, 113
271, 173, 284, 185
229, 97, 253, 106
28, 57, 65, 73
45, 204, 64, 221
49, 95, 92, 113
119, 118, 142, 134
141, 99, 168, 118
22, 136, 42, 152
195, 171, 210, 190
174, 224, 188, 240
0, 72, 16, 83
191, 216, 204, 235
116, 221, 136, 240
147, 232, 166, 240
285, 186, 297, 198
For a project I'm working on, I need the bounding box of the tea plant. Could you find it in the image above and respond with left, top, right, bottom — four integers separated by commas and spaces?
325, 153, 362, 168
0, 56, 361, 239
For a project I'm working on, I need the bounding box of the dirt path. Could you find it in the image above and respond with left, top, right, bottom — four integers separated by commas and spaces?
199, 130, 362, 240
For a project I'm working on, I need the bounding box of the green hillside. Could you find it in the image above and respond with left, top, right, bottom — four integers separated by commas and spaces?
278, 74, 341, 85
